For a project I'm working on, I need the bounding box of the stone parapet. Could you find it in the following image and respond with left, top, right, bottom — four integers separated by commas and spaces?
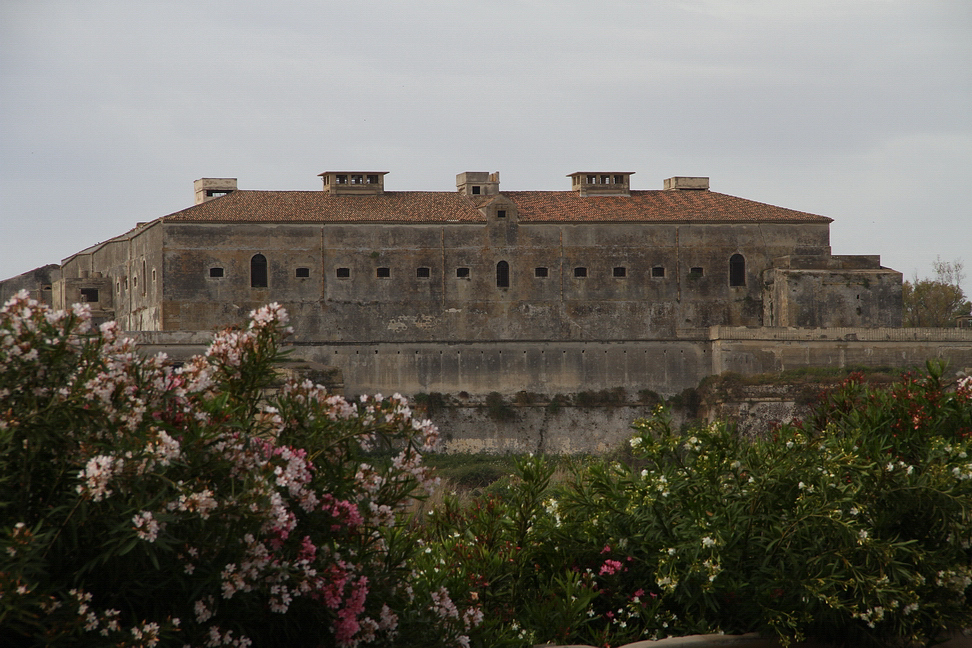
710, 326, 972, 342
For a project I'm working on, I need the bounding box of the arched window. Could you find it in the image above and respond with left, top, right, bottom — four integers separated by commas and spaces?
496, 260, 509, 288
251, 254, 268, 288
729, 254, 746, 287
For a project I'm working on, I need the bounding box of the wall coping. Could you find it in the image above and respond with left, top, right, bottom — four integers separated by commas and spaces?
709, 326, 972, 342
130, 328, 972, 346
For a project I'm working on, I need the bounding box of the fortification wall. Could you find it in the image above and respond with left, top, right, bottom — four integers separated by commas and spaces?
132, 326, 972, 453
134, 327, 972, 401
295, 339, 710, 398
431, 404, 667, 454
710, 327, 972, 377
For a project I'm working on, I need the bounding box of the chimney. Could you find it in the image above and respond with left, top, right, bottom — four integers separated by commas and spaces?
319, 171, 388, 195
567, 172, 633, 197
194, 178, 238, 204
456, 172, 500, 197
664, 177, 709, 191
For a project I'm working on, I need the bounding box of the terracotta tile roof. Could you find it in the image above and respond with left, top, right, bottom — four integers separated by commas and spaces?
161, 189, 831, 224
506, 191, 832, 223
162, 191, 488, 223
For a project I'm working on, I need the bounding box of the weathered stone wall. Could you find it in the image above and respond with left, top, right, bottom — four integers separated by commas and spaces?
58, 222, 165, 330
161, 222, 323, 332
131, 326, 972, 454
431, 404, 664, 454
710, 327, 972, 378
763, 258, 902, 328
699, 382, 821, 438
0, 264, 60, 306
101, 219, 850, 340
134, 327, 972, 401
296, 339, 710, 398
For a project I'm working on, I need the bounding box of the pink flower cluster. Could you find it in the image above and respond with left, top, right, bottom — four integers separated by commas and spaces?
599, 559, 623, 576
1, 294, 447, 648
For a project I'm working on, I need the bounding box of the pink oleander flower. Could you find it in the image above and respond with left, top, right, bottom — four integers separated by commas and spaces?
599, 559, 623, 576
132, 511, 163, 543
77, 455, 123, 501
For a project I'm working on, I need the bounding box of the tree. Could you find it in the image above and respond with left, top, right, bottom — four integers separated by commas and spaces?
902, 258, 972, 327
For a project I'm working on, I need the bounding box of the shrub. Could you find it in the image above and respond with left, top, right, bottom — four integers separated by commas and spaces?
0, 292, 479, 647
413, 391, 448, 416
423, 454, 518, 490
545, 394, 569, 415
603, 393, 972, 646
418, 371, 972, 647
513, 391, 537, 407
637, 389, 662, 406
484, 392, 515, 422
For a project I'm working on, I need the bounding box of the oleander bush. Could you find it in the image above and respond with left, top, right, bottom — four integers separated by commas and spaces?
418, 368, 972, 647
0, 292, 479, 647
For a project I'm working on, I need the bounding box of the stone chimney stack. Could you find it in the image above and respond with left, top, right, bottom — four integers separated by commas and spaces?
194, 178, 238, 204
664, 177, 709, 191
318, 171, 388, 195
567, 172, 633, 197
456, 172, 500, 197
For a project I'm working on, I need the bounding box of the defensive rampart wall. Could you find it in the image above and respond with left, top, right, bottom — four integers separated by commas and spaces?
710, 327, 972, 378
135, 327, 972, 399
133, 326, 972, 453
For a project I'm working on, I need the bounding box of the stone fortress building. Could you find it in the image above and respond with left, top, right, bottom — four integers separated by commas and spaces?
4, 169, 970, 405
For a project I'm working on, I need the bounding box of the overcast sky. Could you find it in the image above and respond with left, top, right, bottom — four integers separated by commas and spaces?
2, 0, 970, 293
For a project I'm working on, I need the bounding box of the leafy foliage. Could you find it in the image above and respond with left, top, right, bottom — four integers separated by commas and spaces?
0, 291, 479, 647
418, 372, 972, 647
902, 258, 971, 327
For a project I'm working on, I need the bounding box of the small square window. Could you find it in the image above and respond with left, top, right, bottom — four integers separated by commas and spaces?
652, 266, 666, 278
80, 288, 99, 303
416, 267, 431, 278
376, 267, 390, 278
367, 174, 379, 184
456, 267, 470, 279
497, 210, 506, 219
351, 174, 363, 185
689, 267, 704, 278
535, 267, 549, 278
471, 186, 481, 195
574, 267, 588, 278
336, 267, 351, 278
613, 266, 627, 278
210, 267, 224, 278
295, 267, 310, 278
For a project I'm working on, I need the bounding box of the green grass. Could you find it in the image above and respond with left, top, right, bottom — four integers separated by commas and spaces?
422, 453, 522, 488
